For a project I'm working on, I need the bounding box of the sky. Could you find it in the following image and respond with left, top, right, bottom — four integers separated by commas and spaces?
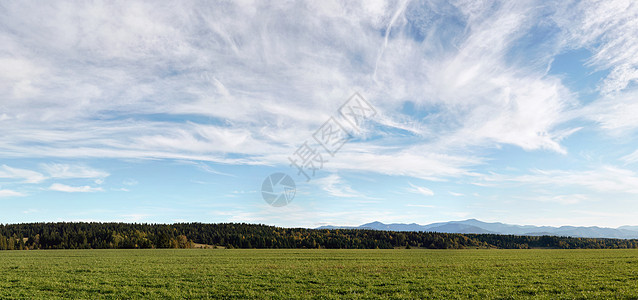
1, 0, 638, 228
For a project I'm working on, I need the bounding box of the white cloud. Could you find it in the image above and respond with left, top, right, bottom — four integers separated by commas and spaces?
479, 166, 638, 195
0, 0, 583, 182
194, 162, 236, 177
542, 194, 589, 205
123, 179, 138, 186
553, 1, 638, 136
370, 1, 579, 153
41, 163, 109, 179
0, 189, 25, 197
406, 204, 435, 208
407, 183, 434, 196
622, 149, 638, 165
48, 183, 104, 193
313, 174, 362, 198
581, 89, 638, 134
0, 165, 46, 183
119, 214, 150, 222
516, 193, 590, 205
327, 149, 482, 180
557, 0, 638, 95
0, 0, 635, 195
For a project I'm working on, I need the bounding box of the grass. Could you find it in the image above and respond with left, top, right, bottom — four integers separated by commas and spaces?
0, 249, 637, 299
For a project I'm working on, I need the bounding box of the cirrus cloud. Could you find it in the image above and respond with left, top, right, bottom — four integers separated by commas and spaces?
48, 183, 104, 193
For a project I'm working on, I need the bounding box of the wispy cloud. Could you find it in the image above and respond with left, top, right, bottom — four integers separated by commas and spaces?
407, 183, 434, 197
48, 183, 104, 193
194, 162, 236, 177
0, 0, 583, 180
119, 214, 151, 222
581, 90, 638, 135
0, 165, 46, 183
0, 164, 109, 186
0, 189, 25, 197
314, 174, 362, 198
621, 149, 638, 165
406, 204, 435, 208
557, 0, 638, 95
41, 163, 109, 179
478, 166, 638, 195
122, 179, 138, 186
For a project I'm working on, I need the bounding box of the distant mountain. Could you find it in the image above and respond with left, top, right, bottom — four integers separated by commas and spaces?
619, 226, 638, 231
316, 219, 638, 239
425, 223, 494, 234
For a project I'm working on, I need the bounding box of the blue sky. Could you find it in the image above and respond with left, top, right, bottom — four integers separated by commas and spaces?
1, 1, 638, 227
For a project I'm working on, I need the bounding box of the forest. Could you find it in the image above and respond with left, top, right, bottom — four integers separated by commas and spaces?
0, 222, 637, 250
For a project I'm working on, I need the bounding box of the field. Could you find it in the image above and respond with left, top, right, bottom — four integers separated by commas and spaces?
1, 249, 637, 299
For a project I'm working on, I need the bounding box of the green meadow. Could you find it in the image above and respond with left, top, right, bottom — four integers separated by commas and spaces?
1, 249, 637, 299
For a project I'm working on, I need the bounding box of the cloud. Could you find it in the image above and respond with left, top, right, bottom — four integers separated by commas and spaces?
557, 0, 638, 95
313, 174, 362, 198
509, 193, 590, 205
0, 0, 583, 182
41, 163, 109, 179
406, 204, 435, 208
119, 214, 150, 222
0, 189, 25, 197
0, 164, 110, 193
478, 166, 638, 195
553, 1, 638, 137
537, 194, 589, 205
194, 162, 236, 177
48, 183, 104, 193
0, 165, 46, 183
0, 0, 635, 195
622, 149, 638, 165
123, 179, 138, 186
327, 149, 482, 180
407, 183, 434, 196
581, 89, 638, 134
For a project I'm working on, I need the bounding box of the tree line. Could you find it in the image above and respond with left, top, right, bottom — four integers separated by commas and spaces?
0, 222, 637, 250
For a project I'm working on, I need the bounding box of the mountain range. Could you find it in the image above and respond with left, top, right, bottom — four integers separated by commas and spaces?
316, 219, 638, 239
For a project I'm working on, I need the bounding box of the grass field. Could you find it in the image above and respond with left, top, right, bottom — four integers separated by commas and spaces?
1, 249, 637, 299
